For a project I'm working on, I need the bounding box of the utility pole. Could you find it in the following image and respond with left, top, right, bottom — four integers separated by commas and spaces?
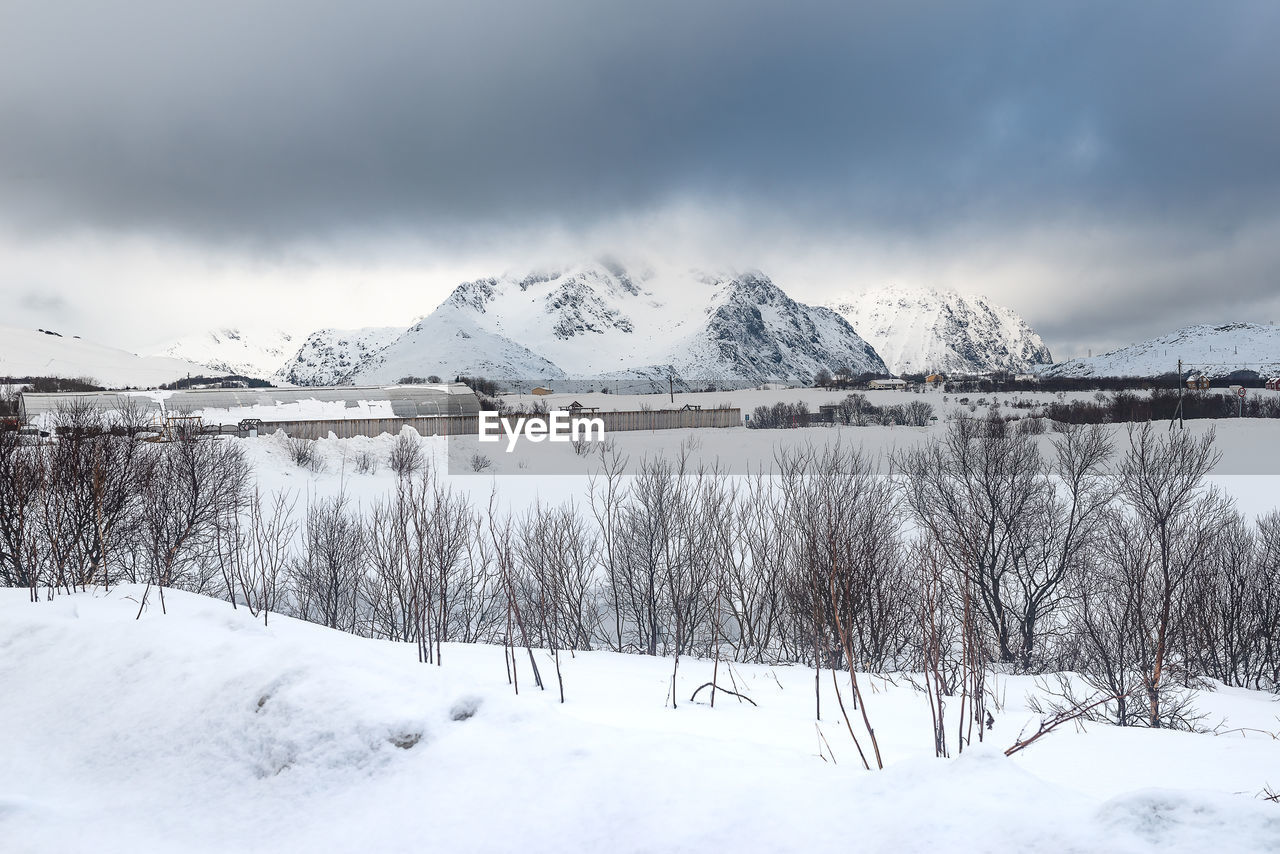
669, 373, 674, 404
1173, 358, 1184, 430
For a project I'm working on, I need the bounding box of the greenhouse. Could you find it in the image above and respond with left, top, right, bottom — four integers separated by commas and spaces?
17, 383, 481, 428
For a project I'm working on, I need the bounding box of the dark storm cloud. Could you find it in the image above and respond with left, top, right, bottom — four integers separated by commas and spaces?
1, 0, 1278, 354
2, 0, 1277, 241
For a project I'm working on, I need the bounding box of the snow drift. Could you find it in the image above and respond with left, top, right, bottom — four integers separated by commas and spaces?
1, 587, 1277, 854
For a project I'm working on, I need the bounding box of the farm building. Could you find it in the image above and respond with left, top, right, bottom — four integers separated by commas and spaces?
18, 384, 481, 434
868, 378, 909, 390
1186, 373, 1211, 390
1267, 377, 1280, 391
16, 383, 742, 440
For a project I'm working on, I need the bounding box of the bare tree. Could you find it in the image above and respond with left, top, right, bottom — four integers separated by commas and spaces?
587, 443, 630, 651
898, 415, 1112, 670
231, 490, 296, 624
723, 470, 786, 663
0, 426, 43, 590
138, 435, 250, 611
1076, 424, 1232, 727
288, 492, 367, 633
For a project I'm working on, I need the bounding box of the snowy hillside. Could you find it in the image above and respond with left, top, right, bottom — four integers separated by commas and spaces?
3, 586, 1278, 854
827, 286, 1053, 375
354, 262, 886, 388
274, 326, 405, 386
1043, 322, 1280, 379
351, 309, 564, 387
0, 325, 222, 388
154, 328, 298, 379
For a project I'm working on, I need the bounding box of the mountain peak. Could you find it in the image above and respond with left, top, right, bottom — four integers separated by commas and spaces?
1043, 321, 1280, 379
827, 286, 1052, 375
351, 263, 885, 387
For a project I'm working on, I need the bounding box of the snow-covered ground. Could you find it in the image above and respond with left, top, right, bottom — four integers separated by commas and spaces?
454, 386, 1280, 478
3, 587, 1278, 854
5, 398, 1280, 853
0, 325, 221, 388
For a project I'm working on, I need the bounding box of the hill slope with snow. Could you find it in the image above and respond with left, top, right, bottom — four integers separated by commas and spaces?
0, 326, 222, 388
827, 287, 1053, 375
2, 586, 1278, 854
154, 328, 298, 379
354, 262, 886, 388
1043, 323, 1280, 379
274, 326, 405, 386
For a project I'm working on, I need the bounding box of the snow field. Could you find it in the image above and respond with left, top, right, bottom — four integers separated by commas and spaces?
5, 403, 1280, 852
2, 588, 1279, 854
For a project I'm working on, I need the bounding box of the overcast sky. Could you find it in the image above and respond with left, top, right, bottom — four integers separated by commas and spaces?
2, 0, 1278, 358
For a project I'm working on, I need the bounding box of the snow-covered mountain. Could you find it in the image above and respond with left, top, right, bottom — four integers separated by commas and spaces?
1043, 322, 1280, 379
155, 328, 297, 379
273, 326, 405, 386
826, 287, 1053, 375
1, 326, 223, 388
352, 262, 886, 387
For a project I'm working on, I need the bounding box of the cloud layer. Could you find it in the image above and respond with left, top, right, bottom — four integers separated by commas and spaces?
2, 1, 1278, 354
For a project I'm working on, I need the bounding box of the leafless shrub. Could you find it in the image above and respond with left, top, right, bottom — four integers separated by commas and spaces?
469, 453, 493, 472
1017, 415, 1047, 435
901, 400, 934, 426
354, 449, 379, 474
285, 435, 322, 472
389, 429, 423, 477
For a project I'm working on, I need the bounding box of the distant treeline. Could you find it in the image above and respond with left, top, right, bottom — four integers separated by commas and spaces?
159, 375, 274, 390
1, 376, 104, 393
749, 395, 934, 429
941, 370, 1273, 395
1042, 389, 1280, 424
